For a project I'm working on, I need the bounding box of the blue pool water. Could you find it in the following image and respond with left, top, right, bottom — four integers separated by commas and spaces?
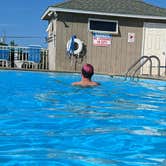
0, 70, 165, 166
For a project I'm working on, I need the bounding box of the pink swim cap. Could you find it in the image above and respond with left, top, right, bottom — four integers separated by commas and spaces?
82, 64, 94, 78
82, 64, 94, 73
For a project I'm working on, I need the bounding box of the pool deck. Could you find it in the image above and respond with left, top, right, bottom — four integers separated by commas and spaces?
137, 75, 166, 81
108, 73, 166, 81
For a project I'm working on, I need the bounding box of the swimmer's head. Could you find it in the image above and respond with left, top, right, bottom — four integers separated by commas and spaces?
81, 63, 94, 79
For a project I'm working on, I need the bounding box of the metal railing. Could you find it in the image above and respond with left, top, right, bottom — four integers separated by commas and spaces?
0, 45, 48, 70
149, 55, 160, 77
125, 55, 161, 79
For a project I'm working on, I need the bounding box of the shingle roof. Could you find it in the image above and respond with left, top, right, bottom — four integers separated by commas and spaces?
51, 0, 166, 18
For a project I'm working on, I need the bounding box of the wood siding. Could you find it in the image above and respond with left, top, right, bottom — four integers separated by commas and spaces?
55, 12, 144, 75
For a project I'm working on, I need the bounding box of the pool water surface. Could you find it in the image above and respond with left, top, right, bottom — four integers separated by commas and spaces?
0, 70, 165, 166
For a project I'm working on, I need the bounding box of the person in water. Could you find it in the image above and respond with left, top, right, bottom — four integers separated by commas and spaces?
72, 63, 99, 86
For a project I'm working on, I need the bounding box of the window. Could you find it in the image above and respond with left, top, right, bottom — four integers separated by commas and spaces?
88, 18, 118, 34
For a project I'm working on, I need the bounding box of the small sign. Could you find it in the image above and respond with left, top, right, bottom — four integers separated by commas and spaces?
128, 33, 135, 43
93, 33, 112, 46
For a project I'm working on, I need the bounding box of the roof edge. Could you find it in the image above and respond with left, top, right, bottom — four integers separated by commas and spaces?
41, 7, 55, 20
41, 7, 166, 20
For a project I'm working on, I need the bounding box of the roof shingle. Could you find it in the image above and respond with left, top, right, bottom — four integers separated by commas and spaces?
51, 0, 166, 17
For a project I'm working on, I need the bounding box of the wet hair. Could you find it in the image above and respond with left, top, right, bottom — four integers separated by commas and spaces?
81, 64, 94, 79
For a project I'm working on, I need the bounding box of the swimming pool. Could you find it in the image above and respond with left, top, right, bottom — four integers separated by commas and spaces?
0, 70, 165, 165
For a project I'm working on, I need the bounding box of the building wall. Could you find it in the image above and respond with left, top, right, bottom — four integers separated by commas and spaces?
47, 19, 57, 70
55, 13, 88, 72
54, 12, 144, 75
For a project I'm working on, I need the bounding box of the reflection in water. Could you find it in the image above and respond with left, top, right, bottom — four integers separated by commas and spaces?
131, 126, 165, 136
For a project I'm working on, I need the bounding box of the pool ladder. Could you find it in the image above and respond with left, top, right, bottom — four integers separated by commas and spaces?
125, 55, 160, 79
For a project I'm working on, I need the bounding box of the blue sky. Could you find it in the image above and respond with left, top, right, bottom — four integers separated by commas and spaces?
0, 0, 166, 47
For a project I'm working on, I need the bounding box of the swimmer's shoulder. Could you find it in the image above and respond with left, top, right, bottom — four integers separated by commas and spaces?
72, 81, 100, 87
72, 81, 82, 86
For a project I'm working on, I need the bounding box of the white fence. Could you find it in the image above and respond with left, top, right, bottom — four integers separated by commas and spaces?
0, 46, 48, 70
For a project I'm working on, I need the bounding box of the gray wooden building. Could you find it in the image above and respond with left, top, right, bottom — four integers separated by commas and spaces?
42, 0, 166, 76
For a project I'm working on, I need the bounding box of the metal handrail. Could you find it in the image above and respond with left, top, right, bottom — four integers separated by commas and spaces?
132, 58, 152, 77
125, 55, 161, 79
149, 55, 160, 77
132, 55, 161, 78
125, 56, 152, 79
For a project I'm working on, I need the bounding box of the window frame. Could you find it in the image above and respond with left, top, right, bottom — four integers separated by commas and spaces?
88, 18, 119, 34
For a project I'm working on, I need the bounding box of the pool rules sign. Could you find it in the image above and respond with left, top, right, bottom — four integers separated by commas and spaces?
93, 33, 112, 46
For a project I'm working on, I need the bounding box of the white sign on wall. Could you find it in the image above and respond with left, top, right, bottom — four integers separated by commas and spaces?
93, 33, 112, 46
128, 33, 135, 43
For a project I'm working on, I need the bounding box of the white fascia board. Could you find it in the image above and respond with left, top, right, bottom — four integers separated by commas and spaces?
41, 7, 56, 20
42, 7, 166, 20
